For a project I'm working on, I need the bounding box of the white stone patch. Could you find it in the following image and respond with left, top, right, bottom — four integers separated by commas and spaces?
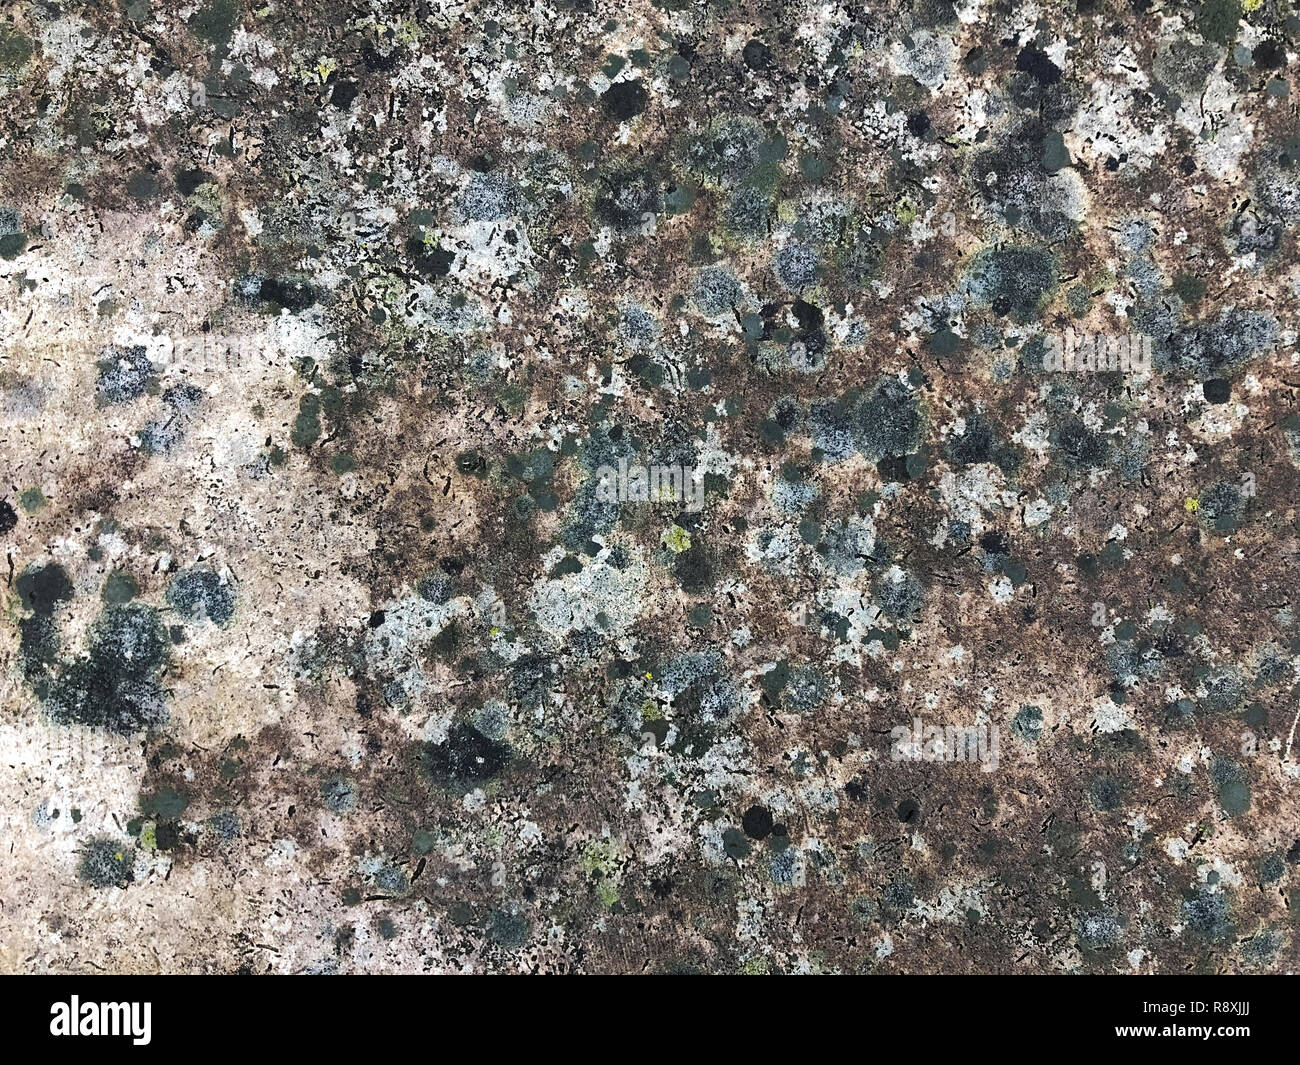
988, 575, 1014, 604
938, 465, 1009, 528
528, 549, 651, 637
1090, 698, 1134, 733
1024, 498, 1052, 527
1073, 79, 1169, 171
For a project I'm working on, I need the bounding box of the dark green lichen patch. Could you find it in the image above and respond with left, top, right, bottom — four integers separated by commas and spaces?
188, 0, 241, 50
166, 567, 235, 626
967, 246, 1056, 321
1210, 756, 1250, 816
40, 604, 170, 734
0, 24, 33, 70
17, 561, 73, 616
320, 773, 359, 814
95, 345, 154, 405
1182, 885, 1234, 944
78, 837, 134, 888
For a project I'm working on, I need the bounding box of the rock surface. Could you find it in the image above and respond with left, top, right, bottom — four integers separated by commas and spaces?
0, 0, 1298, 974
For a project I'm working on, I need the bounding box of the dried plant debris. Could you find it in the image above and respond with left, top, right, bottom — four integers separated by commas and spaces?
1, 0, 1299, 976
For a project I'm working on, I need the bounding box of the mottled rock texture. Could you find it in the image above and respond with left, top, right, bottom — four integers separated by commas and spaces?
1, 0, 1299, 974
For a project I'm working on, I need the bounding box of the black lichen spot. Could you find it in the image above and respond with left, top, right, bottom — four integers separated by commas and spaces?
673, 544, 715, 592
455, 450, 484, 475
945, 412, 1014, 470
1203, 378, 1230, 403
0, 498, 16, 534
18, 614, 59, 680
423, 723, 512, 790
742, 804, 774, 839
742, 39, 772, 71
331, 80, 359, 110
361, 41, 399, 73
167, 567, 235, 626
791, 299, 824, 335
95, 345, 153, 405
153, 820, 193, 853
176, 168, 214, 196
406, 236, 454, 278
1015, 45, 1062, 85
1053, 418, 1110, 472
1253, 39, 1286, 70
602, 80, 648, 121
78, 837, 134, 888
258, 277, 319, 313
